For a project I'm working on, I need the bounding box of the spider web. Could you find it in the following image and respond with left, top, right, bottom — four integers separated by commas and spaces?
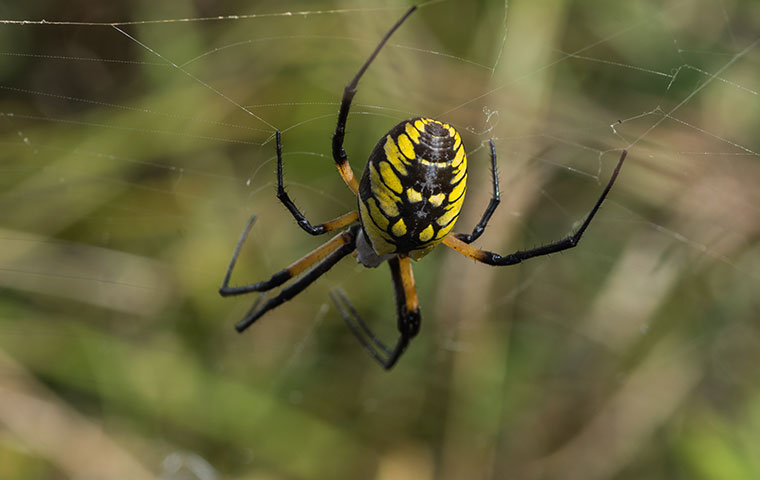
1, 1, 759, 479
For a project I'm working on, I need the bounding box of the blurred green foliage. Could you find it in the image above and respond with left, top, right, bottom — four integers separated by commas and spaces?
1, 1, 760, 479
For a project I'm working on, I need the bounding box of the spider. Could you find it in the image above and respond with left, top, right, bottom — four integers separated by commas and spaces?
219, 6, 626, 370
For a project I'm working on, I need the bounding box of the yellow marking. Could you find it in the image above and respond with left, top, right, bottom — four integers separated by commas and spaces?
384, 135, 403, 159
449, 189, 466, 210
288, 230, 351, 277
429, 193, 446, 207
378, 198, 399, 217
414, 119, 425, 131
421, 118, 431, 124
405, 122, 421, 144
337, 163, 360, 194
359, 200, 395, 255
437, 210, 460, 229
367, 198, 390, 230
447, 126, 456, 137
407, 188, 423, 203
321, 210, 359, 232
453, 132, 461, 151
369, 160, 382, 187
397, 133, 416, 160
369, 162, 400, 216
391, 218, 407, 237
418, 224, 434, 242
379, 161, 403, 194
451, 145, 465, 168
385, 150, 408, 176
435, 220, 456, 240
419, 158, 449, 168
384, 136, 409, 172
451, 162, 467, 185
358, 196, 370, 226
398, 256, 419, 312
443, 234, 488, 262
438, 191, 465, 227
449, 174, 467, 201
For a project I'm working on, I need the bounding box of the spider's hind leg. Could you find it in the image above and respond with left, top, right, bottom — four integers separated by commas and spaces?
235, 233, 357, 332
331, 289, 393, 357
331, 256, 421, 370
219, 220, 360, 331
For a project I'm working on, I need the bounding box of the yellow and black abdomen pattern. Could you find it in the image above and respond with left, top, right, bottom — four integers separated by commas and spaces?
357, 117, 467, 260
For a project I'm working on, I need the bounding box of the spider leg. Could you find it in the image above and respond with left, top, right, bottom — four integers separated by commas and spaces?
219, 217, 357, 297
331, 289, 393, 356
444, 150, 627, 265
331, 6, 417, 194
331, 256, 421, 370
234, 226, 360, 332
455, 139, 500, 244
274, 131, 359, 235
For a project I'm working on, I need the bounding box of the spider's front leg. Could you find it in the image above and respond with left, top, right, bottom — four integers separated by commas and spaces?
274, 131, 359, 235
330, 6, 417, 195
456, 139, 500, 244
444, 150, 627, 266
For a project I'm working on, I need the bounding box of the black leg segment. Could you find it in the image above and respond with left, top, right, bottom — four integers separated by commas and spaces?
456, 139, 500, 244
275, 130, 359, 235
444, 150, 627, 266
331, 256, 421, 370
331, 6, 417, 192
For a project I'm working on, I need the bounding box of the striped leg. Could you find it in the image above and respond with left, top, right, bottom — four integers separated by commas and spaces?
235, 233, 358, 332
220, 220, 359, 330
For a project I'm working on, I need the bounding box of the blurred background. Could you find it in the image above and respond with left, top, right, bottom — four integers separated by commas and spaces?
2, 0, 760, 479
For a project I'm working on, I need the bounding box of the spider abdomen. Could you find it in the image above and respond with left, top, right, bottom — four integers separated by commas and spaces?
357, 117, 467, 261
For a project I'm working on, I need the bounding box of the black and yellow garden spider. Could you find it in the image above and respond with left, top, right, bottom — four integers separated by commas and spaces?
220, 6, 626, 370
